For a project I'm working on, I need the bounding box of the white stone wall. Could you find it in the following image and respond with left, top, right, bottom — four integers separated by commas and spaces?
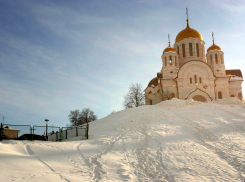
145, 79, 177, 105
206, 50, 225, 76
214, 77, 230, 99
177, 61, 215, 100
161, 51, 179, 79
174, 38, 205, 67
229, 80, 243, 99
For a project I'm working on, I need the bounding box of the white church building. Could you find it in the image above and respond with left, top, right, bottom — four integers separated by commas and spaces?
145, 16, 243, 105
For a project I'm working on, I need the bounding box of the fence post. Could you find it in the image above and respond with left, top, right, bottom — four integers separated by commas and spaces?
76, 127, 78, 137
66, 130, 67, 139
30, 126, 33, 141
86, 123, 89, 139
59, 128, 62, 142
0, 123, 3, 141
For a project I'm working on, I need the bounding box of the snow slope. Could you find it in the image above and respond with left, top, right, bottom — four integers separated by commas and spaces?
1, 98, 245, 182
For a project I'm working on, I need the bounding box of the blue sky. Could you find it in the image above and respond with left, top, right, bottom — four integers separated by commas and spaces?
1, 0, 245, 128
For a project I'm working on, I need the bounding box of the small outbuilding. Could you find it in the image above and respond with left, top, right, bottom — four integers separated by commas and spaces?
3, 126, 20, 139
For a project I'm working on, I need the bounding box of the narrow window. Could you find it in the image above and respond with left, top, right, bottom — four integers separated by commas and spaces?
148, 91, 152, 94
190, 78, 192, 84
196, 43, 199, 57
215, 54, 218, 64
210, 55, 212, 65
199, 77, 202, 83
157, 89, 160, 93
189, 43, 193, 56
149, 100, 152, 105
182, 44, 185, 57
165, 57, 167, 66
169, 56, 172, 64
194, 75, 197, 83
177, 46, 179, 54
221, 55, 223, 64
218, 92, 222, 99
238, 93, 242, 100
175, 56, 177, 66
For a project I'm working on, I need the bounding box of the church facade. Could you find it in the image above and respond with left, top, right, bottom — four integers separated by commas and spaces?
145, 17, 243, 105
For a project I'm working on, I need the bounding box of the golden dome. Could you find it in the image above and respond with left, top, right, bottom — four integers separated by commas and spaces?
163, 46, 177, 54
207, 41, 222, 52
175, 20, 203, 42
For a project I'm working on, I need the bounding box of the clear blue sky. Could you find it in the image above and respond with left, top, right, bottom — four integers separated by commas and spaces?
0, 0, 245, 127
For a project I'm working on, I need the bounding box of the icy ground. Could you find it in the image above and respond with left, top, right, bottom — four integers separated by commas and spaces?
1, 98, 245, 182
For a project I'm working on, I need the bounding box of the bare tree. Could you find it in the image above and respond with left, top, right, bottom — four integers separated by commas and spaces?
108, 110, 117, 116
68, 108, 97, 126
80, 108, 97, 124
124, 83, 145, 109
68, 109, 80, 126
160, 88, 174, 101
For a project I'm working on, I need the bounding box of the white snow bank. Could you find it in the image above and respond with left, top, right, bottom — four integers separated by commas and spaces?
156, 98, 200, 107
213, 97, 245, 105
1, 98, 245, 182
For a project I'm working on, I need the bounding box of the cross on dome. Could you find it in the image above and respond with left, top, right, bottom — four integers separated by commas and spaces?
207, 32, 222, 52
212, 32, 215, 44
168, 34, 170, 46
163, 34, 177, 54
175, 8, 203, 42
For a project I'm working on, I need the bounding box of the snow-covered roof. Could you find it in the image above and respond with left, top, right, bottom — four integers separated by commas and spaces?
229, 76, 243, 81
3, 126, 20, 131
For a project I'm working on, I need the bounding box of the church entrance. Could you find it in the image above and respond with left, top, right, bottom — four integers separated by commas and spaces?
192, 95, 206, 102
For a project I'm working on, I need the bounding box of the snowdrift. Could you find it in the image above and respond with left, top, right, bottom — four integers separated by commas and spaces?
1, 98, 245, 182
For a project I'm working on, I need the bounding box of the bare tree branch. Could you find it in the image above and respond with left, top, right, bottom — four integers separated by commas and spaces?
124, 83, 145, 109
68, 108, 97, 126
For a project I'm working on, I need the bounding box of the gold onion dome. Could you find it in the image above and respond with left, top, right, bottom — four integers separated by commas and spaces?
175, 19, 203, 42
163, 40, 177, 54
163, 46, 177, 54
207, 41, 222, 52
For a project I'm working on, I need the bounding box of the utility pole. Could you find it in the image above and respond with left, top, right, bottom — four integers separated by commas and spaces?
2, 116, 5, 125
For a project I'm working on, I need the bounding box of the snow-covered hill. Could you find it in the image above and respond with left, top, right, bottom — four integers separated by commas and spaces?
1, 98, 245, 182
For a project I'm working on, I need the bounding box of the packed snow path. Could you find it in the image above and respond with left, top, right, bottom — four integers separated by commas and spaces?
1, 98, 245, 181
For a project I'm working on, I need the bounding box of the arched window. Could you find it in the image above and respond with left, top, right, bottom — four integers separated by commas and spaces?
149, 100, 152, 105
194, 75, 197, 83
218, 91, 222, 99
157, 89, 160, 93
169, 56, 172, 65
199, 77, 202, 84
165, 57, 167, 66
189, 43, 193, 56
175, 56, 177, 66
148, 91, 152, 94
190, 78, 192, 84
182, 44, 185, 57
215, 54, 218, 64
196, 43, 199, 57
210, 55, 212, 65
